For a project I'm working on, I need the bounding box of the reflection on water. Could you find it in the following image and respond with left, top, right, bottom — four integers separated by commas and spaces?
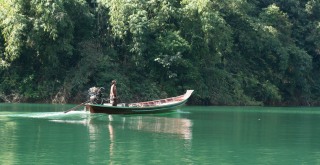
121, 116, 192, 140
0, 108, 193, 164
85, 113, 193, 164
3, 104, 320, 164
33, 111, 194, 141
24, 111, 194, 164
66, 113, 192, 165
95, 115, 193, 140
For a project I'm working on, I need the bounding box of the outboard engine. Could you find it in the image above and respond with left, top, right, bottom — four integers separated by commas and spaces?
88, 87, 105, 104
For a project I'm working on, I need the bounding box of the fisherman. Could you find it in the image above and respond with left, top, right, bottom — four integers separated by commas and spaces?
110, 80, 117, 106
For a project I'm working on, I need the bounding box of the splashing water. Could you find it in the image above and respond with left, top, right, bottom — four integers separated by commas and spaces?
0, 110, 90, 121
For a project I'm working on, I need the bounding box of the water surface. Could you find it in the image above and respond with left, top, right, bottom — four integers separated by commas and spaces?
1, 104, 320, 164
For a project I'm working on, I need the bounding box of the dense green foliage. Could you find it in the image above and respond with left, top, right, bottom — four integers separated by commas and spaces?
0, 0, 320, 105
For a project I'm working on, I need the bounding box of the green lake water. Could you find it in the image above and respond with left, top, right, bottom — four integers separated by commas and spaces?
1, 104, 320, 165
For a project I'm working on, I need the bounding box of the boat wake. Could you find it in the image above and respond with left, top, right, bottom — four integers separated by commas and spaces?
0, 111, 90, 120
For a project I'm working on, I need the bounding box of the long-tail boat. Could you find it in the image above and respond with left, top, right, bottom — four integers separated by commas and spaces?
85, 90, 194, 114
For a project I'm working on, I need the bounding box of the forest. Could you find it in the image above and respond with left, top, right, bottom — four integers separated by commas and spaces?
0, 0, 320, 106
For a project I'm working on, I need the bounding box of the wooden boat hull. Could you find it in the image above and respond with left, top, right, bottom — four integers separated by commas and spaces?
86, 90, 193, 114
86, 100, 187, 114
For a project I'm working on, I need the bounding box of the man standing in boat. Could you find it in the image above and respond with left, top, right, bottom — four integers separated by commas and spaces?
110, 80, 117, 106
